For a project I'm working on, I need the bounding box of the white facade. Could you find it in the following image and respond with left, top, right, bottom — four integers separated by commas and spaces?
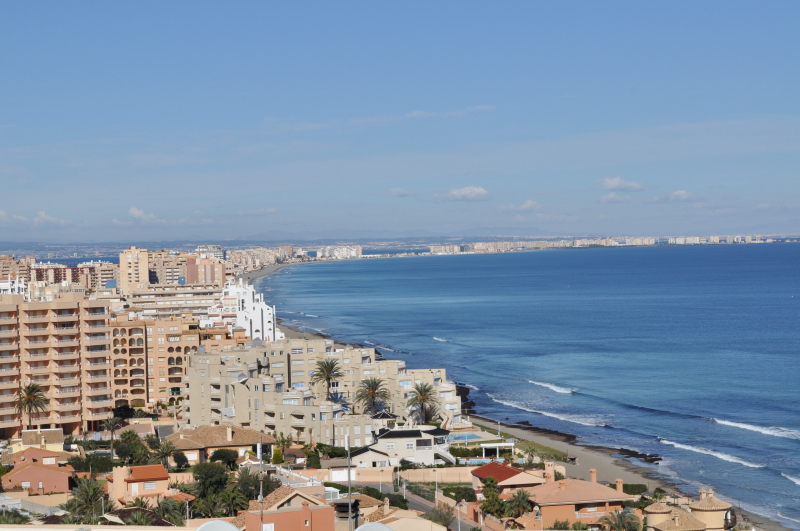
200, 279, 285, 342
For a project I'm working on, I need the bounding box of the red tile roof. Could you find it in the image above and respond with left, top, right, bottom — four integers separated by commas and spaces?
471, 461, 524, 483
125, 465, 170, 483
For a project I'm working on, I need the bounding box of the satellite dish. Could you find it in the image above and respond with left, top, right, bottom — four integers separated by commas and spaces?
196, 521, 241, 531
355, 524, 393, 531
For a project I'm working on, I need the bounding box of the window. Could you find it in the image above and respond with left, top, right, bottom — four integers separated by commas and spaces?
406, 442, 414, 450
200, 371, 205, 378
39, 481, 43, 489
43, 457, 56, 465
254, 385, 259, 392
272, 362, 284, 368
144, 481, 157, 491
291, 349, 303, 354
306, 348, 313, 353
262, 524, 275, 531
387, 443, 395, 450
21, 481, 30, 489
586, 505, 597, 513
292, 371, 304, 377
291, 360, 304, 365
399, 380, 411, 388
292, 383, 305, 389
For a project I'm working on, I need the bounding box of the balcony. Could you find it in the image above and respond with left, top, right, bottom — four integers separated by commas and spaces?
0, 330, 18, 339
576, 512, 606, 519
55, 350, 79, 358
25, 365, 52, 374
88, 398, 112, 404
84, 309, 109, 316
25, 352, 50, 358
84, 349, 110, 355
52, 314, 79, 322
0, 344, 18, 352
26, 376, 51, 384
54, 339, 79, 347
0, 367, 17, 374
0, 380, 19, 389
57, 413, 81, 420
0, 317, 17, 325
83, 335, 111, 343
85, 386, 110, 395
56, 388, 81, 396
23, 327, 50, 336
55, 403, 81, 411
21, 315, 52, 324
52, 326, 78, 332
86, 373, 110, 380
87, 411, 111, 418
86, 361, 110, 367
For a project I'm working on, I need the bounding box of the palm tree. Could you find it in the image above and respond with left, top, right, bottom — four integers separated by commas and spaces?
61, 477, 115, 520
406, 382, 439, 424
505, 489, 532, 518
218, 487, 247, 516
14, 383, 47, 431
192, 494, 226, 518
355, 377, 391, 415
134, 408, 147, 418
126, 497, 151, 509
103, 417, 123, 461
0, 508, 30, 524
310, 359, 342, 401
154, 441, 176, 469
155, 497, 186, 526
599, 509, 641, 531
124, 511, 154, 526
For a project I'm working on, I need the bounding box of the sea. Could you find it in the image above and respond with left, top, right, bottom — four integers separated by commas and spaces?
253, 245, 800, 528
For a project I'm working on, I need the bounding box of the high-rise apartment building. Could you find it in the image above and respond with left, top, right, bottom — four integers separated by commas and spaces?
0, 292, 112, 438
119, 247, 149, 295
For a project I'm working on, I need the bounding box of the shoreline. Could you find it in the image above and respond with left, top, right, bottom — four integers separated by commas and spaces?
249, 261, 792, 531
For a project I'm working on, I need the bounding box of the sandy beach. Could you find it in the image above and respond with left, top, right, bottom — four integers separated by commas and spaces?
244, 262, 790, 531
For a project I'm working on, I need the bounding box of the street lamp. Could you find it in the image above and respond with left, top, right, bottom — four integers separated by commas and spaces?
432, 469, 438, 504
379, 468, 384, 493
456, 499, 466, 531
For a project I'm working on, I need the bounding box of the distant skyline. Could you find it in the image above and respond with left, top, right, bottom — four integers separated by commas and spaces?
2, 2, 800, 242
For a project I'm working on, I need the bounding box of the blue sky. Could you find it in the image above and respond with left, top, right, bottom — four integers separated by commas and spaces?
2, 2, 800, 241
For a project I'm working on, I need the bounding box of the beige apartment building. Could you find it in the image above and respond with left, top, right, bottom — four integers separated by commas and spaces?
119, 247, 149, 295
0, 256, 31, 282
185, 339, 465, 448
0, 292, 112, 437
128, 283, 224, 320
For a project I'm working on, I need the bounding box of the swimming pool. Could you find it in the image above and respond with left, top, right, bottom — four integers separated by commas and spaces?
449, 433, 480, 442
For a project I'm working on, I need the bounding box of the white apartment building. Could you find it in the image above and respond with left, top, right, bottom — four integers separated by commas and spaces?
199, 279, 285, 342
350, 424, 456, 468
184, 338, 465, 448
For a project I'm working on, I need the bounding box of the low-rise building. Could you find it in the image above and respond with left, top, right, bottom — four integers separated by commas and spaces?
645, 490, 733, 531
2, 461, 75, 494
350, 424, 455, 468
107, 464, 171, 505
164, 424, 274, 466
232, 486, 335, 531
471, 460, 547, 495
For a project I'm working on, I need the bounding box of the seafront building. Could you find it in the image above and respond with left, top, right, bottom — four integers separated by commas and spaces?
200, 279, 284, 342
184, 338, 466, 447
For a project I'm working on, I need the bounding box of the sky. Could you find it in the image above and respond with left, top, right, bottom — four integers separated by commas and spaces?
2, 2, 800, 242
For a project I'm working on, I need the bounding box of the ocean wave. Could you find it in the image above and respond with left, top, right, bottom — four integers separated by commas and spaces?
486, 393, 608, 427
529, 380, 575, 394
713, 418, 800, 440
463, 383, 480, 391
778, 513, 800, 524
659, 439, 764, 469
305, 314, 319, 318
433, 337, 450, 342
782, 473, 800, 487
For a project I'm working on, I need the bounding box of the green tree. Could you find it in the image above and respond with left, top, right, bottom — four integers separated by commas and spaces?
14, 383, 47, 430
549, 520, 571, 530
275, 432, 292, 453
505, 489, 532, 518
310, 359, 342, 401
480, 477, 503, 518
102, 417, 123, 461
134, 408, 148, 418
112, 404, 135, 419
124, 511, 154, 526
572, 522, 590, 530
60, 477, 116, 520
155, 497, 185, 526
126, 497, 151, 508
192, 494, 227, 518
355, 377, 391, 415
406, 382, 439, 424
272, 448, 284, 464
154, 441, 176, 469
218, 487, 247, 516
193, 462, 230, 498
231, 467, 260, 501
210, 448, 239, 470
0, 508, 29, 524
173, 450, 189, 470
598, 509, 641, 531
144, 434, 161, 450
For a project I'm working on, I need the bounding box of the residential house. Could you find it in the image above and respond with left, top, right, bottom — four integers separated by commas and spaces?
504, 471, 636, 529
645, 490, 733, 531
1, 446, 78, 467
350, 424, 455, 468
165, 424, 274, 466
471, 461, 548, 496
232, 485, 335, 531
2, 461, 75, 494
107, 465, 171, 505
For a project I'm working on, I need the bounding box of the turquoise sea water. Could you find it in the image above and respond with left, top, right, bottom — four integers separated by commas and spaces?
253, 245, 800, 527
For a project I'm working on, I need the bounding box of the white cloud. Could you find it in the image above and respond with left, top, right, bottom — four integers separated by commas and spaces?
238, 208, 277, 216
435, 186, 489, 202
650, 190, 695, 203
113, 206, 166, 225
600, 192, 631, 203
33, 211, 67, 227
500, 199, 539, 212
600, 176, 644, 191
388, 187, 414, 197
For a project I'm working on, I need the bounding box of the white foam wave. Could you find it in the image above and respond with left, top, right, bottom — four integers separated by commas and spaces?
433, 337, 449, 342
713, 418, 800, 440
305, 314, 319, 318
486, 394, 607, 427
529, 380, 575, 394
464, 383, 480, 391
778, 513, 800, 524
659, 439, 764, 469
782, 473, 800, 487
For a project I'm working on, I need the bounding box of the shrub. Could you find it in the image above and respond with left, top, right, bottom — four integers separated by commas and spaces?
442, 485, 477, 503
305, 452, 321, 469
272, 448, 284, 464
425, 503, 454, 528
173, 450, 189, 470
623, 483, 648, 495
572, 522, 589, 530
210, 448, 239, 470
193, 462, 229, 498
323, 483, 408, 510
315, 443, 347, 459
549, 520, 571, 530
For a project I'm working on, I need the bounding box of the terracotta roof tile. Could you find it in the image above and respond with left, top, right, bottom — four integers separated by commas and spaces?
126, 465, 170, 482
5, 462, 72, 478
689, 494, 732, 511
527, 479, 635, 506
644, 501, 673, 514
653, 508, 707, 531
471, 461, 524, 483
21, 429, 64, 446
165, 424, 274, 449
